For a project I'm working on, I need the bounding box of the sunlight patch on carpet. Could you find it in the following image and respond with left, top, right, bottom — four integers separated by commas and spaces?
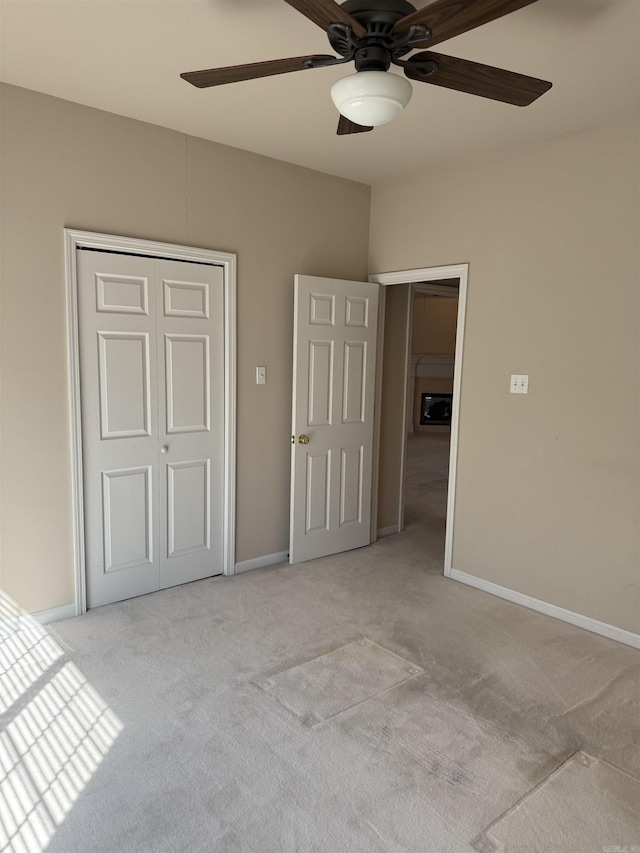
0, 592, 123, 853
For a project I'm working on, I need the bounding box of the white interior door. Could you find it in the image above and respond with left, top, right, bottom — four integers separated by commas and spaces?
78, 250, 225, 607
290, 274, 379, 563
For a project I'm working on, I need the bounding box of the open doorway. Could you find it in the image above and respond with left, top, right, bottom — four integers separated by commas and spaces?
370, 264, 468, 578
404, 281, 459, 565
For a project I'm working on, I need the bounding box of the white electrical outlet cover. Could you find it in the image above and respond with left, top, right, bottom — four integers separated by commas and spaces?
510, 374, 529, 394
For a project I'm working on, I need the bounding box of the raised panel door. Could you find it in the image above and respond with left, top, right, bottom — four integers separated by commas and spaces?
78, 251, 225, 607
78, 252, 160, 607
290, 275, 378, 563
156, 259, 224, 590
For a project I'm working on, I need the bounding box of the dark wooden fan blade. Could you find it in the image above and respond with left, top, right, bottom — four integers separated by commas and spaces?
405, 51, 551, 105
395, 0, 539, 47
181, 55, 336, 88
283, 0, 367, 38
337, 115, 374, 135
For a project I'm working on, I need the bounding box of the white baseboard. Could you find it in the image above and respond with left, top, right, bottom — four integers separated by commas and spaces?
377, 525, 400, 538
450, 568, 640, 650
33, 603, 78, 625
234, 551, 289, 575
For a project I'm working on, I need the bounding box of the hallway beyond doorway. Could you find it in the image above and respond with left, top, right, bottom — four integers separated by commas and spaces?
404, 430, 451, 573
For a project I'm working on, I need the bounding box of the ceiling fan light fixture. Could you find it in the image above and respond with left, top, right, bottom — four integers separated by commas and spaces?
330, 71, 413, 127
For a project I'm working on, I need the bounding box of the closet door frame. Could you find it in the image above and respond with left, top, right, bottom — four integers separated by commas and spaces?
65, 229, 237, 615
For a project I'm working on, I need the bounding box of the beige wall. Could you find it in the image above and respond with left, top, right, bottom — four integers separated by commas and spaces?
0, 83, 370, 613
370, 119, 640, 634
411, 296, 458, 356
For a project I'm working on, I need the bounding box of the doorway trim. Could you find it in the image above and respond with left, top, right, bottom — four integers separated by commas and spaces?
369, 263, 469, 576
64, 229, 237, 615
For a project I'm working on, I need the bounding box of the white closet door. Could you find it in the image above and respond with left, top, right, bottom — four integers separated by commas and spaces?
78, 252, 160, 607
157, 258, 224, 589
78, 251, 224, 608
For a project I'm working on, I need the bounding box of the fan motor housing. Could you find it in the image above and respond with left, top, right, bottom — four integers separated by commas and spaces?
337, 0, 418, 35
330, 0, 423, 66
340, 0, 418, 24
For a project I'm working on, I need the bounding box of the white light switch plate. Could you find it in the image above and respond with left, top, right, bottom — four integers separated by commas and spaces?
510, 374, 529, 394
256, 366, 266, 385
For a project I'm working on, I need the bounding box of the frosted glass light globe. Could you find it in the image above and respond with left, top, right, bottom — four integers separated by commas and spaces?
331, 71, 413, 127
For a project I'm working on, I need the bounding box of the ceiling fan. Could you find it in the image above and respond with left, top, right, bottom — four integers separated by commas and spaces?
181, 0, 552, 135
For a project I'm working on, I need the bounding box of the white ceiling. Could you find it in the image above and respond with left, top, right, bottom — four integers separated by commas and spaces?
1, 0, 638, 184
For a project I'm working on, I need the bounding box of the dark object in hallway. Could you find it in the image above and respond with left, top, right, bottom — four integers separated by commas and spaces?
420, 392, 452, 425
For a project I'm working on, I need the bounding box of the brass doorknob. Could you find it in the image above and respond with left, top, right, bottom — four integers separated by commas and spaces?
298, 434, 310, 445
